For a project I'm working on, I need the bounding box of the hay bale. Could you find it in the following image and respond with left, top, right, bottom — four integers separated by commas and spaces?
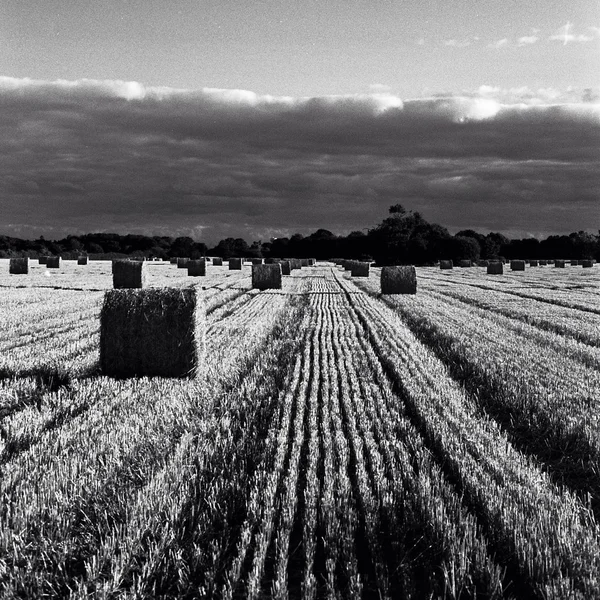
510, 260, 526, 271
229, 258, 243, 270
280, 260, 292, 275
477, 260, 489, 267
487, 262, 503, 274
290, 258, 302, 270
212, 257, 223, 266
582, 260, 594, 268
529, 260, 538, 267
112, 259, 147, 289
177, 258, 189, 269
308, 258, 316, 266
250, 258, 263, 265
9, 257, 29, 274
555, 260, 566, 268
46, 256, 62, 268
299, 258, 309, 267
252, 264, 282, 290
570, 260, 579, 266
170, 257, 178, 264
344, 260, 353, 271
459, 260, 472, 268
100, 287, 205, 378
187, 258, 206, 276
77, 256, 89, 265
440, 260, 453, 270
381, 266, 417, 294
351, 262, 370, 277
39, 256, 48, 265
539, 259, 547, 266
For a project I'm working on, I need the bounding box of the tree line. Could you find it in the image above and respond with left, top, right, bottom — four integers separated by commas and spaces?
1, 206, 598, 264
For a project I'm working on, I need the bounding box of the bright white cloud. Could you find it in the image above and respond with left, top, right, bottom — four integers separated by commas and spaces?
517, 35, 539, 46
444, 39, 471, 48
550, 23, 594, 44
488, 38, 509, 49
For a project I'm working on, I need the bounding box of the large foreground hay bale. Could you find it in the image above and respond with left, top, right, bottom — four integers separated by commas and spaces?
9, 258, 29, 274
177, 258, 189, 269
582, 260, 594, 268
510, 260, 526, 271
351, 262, 370, 277
252, 264, 282, 290
440, 260, 453, 270
112, 259, 147, 289
487, 262, 503, 274
381, 266, 417, 294
187, 258, 206, 276
229, 258, 243, 270
555, 260, 566, 268
280, 260, 292, 275
100, 288, 205, 378
46, 256, 61, 268
77, 256, 89, 265
212, 257, 223, 266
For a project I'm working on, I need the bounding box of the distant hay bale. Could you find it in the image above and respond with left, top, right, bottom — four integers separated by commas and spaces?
251, 258, 263, 265
351, 262, 370, 277
46, 256, 61, 268
290, 258, 302, 270
187, 258, 206, 276
381, 266, 417, 294
539, 259, 547, 266
229, 258, 243, 270
300, 258, 310, 267
570, 260, 579, 266
440, 260, 453, 270
100, 287, 205, 378
252, 264, 282, 290
487, 262, 504, 274
459, 260, 472, 268
9, 258, 29, 274
477, 260, 489, 267
77, 256, 88, 265
308, 258, 316, 266
39, 256, 48, 265
212, 257, 223, 266
555, 260, 566, 268
170, 257, 178, 264
529, 260, 538, 267
112, 259, 147, 289
582, 260, 594, 268
280, 260, 292, 275
344, 260, 353, 271
177, 258, 189, 269
510, 260, 526, 271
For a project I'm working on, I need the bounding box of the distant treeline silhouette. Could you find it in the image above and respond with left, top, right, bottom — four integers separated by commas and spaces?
1, 205, 598, 265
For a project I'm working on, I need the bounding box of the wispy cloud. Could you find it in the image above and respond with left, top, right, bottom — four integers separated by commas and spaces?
444, 39, 472, 48
487, 38, 509, 49
0, 77, 598, 241
550, 22, 594, 44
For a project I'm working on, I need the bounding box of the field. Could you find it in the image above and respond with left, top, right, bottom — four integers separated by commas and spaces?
1, 258, 599, 599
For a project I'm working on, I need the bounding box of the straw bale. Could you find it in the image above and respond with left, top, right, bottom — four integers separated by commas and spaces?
381, 266, 417, 294
555, 260, 566, 268
280, 260, 292, 275
459, 260, 472, 268
529, 260, 538, 267
39, 256, 48, 265
290, 258, 302, 270
440, 260, 453, 269
351, 262, 370, 277
212, 257, 223, 266
9, 258, 29, 274
229, 258, 243, 270
46, 256, 62, 268
510, 260, 526, 271
308, 258, 316, 266
582, 260, 594, 268
77, 256, 88, 265
177, 258, 189, 269
252, 264, 282, 290
570, 260, 579, 266
187, 258, 206, 276
477, 260, 489, 267
487, 262, 503, 274
539, 259, 547, 266
170, 257, 178, 264
100, 287, 205, 378
112, 259, 147, 289
344, 260, 353, 271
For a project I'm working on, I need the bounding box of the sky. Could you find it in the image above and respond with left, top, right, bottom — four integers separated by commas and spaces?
0, 0, 599, 243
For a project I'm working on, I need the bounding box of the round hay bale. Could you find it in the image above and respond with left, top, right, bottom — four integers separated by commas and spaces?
570, 260, 579, 266
477, 260, 489, 267
440, 260, 453, 270
77, 256, 89, 265
539, 259, 548, 266
290, 258, 302, 270
229, 258, 243, 270
487, 262, 503, 275
381, 266, 417, 294
100, 287, 205, 378
250, 258, 263, 265
344, 260, 353, 271
555, 260, 566, 268
280, 260, 292, 276
177, 258, 189, 269
46, 256, 62, 268
510, 260, 526, 271
112, 259, 147, 289
459, 260, 472, 268
582, 259, 594, 268
187, 258, 206, 277
529, 260, 538, 267
170, 257, 178, 264
300, 258, 310, 267
9, 257, 29, 274
308, 258, 316, 266
39, 256, 49, 265
252, 264, 282, 290
351, 262, 370, 277
212, 257, 223, 266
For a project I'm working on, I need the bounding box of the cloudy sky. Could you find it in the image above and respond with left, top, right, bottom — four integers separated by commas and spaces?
1, 0, 599, 243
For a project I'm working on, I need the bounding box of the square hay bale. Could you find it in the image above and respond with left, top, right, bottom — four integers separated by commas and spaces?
187, 258, 206, 276
177, 258, 189, 269
77, 256, 89, 265
555, 260, 566, 268
229, 257, 243, 270
170, 257, 178, 264
539, 259, 547, 266
487, 262, 504, 274
459, 260, 472, 268
582, 260, 594, 268
510, 260, 526, 271
39, 256, 48, 265
9, 257, 29, 274
46, 256, 62, 268
529, 260, 538, 267
251, 258, 263, 265
212, 257, 223, 266
381, 266, 417, 294
100, 288, 205, 378
440, 260, 453, 270
252, 264, 282, 289
351, 262, 370, 277
112, 259, 147, 289
280, 260, 292, 275
290, 258, 302, 270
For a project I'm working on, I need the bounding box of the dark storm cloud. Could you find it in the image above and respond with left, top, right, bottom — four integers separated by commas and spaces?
0, 77, 598, 242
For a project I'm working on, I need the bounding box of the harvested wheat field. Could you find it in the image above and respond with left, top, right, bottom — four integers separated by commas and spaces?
0, 258, 600, 599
